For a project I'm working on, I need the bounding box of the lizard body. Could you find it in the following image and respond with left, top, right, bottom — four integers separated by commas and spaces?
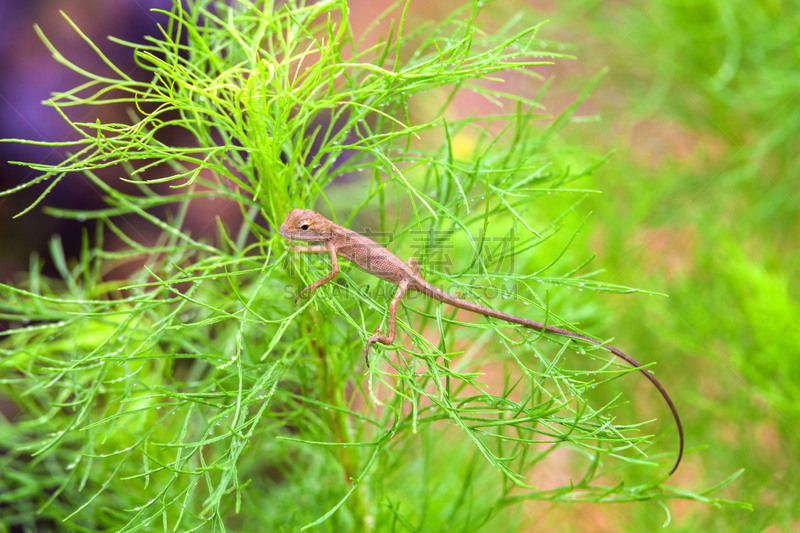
278, 208, 683, 475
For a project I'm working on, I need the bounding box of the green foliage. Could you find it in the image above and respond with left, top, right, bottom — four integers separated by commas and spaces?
0, 0, 746, 530
544, 0, 800, 530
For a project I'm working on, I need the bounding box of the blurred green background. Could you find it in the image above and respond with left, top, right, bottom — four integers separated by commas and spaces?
1, 0, 797, 530
511, 0, 800, 531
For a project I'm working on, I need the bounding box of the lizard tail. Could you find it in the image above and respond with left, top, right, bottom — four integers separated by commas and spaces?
415, 282, 684, 476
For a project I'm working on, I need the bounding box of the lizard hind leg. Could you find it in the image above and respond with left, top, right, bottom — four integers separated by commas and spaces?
408, 257, 421, 276
363, 280, 410, 366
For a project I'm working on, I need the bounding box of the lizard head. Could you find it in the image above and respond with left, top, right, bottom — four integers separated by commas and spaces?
278, 208, 331, 242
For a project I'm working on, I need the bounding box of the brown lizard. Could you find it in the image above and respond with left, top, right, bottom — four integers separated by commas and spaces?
279, 208, 684, 475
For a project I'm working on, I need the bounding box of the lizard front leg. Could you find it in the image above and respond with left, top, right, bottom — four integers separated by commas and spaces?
364, 279, 410, 365
289, 243, 327, 254
295, 243, 340, 302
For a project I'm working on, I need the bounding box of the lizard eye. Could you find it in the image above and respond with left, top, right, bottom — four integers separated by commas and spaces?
300, 223, 310, 230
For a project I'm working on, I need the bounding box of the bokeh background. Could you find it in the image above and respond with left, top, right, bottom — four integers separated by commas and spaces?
1, 0, 798, 531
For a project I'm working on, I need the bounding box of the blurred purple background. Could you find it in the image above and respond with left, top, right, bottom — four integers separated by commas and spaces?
0, 0, 174, 280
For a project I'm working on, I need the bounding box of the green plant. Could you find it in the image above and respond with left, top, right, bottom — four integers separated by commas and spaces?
534, 0, 799, 529
0, 0, 745, 530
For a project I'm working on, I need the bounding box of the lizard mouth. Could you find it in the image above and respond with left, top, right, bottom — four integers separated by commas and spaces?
279, 232, 303, 242
278, 231, 312, 244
